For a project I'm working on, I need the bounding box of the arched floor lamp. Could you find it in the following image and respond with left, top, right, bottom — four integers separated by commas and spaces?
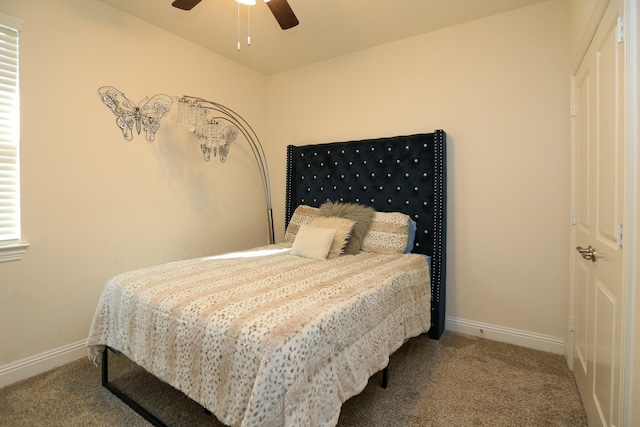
98, 87, 274, 245
175, 96, 275, 245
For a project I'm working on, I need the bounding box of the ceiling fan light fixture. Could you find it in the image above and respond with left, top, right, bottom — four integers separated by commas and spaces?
172, 0, 298, 31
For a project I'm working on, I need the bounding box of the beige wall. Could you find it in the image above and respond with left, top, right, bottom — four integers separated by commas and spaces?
0, 0, 269, 367
0, 0, 574, 384
569, 0, 599, 53
568, 0, 609, 70
266, 0, 571, 340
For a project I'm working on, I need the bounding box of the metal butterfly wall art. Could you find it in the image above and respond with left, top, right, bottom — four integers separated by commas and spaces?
98, 86, 173, 142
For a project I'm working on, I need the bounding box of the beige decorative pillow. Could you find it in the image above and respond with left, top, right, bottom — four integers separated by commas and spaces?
318, 202, 376, 254
310, 216, 356, 259
290, 225, 336, 260
285, 205, 319, 243
362, 211, 411, 253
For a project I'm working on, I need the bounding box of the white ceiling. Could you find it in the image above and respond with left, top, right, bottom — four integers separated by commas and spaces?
99, 0, 549, 75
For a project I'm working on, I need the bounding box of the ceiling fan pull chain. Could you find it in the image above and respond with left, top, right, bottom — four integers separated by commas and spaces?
237, 2, 241, 51
247, 5, 251, 46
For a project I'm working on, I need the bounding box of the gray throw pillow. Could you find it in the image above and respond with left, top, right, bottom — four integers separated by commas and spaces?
318, 202, 376, 254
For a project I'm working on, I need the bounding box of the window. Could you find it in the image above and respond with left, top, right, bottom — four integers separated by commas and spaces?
0, 13, 27, 262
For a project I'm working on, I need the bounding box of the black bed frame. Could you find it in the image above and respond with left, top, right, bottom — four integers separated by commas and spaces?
101, 130, 447, 426
285, 130, 447, 339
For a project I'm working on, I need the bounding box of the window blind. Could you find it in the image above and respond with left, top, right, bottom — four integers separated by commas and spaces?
0, 22, 20, 243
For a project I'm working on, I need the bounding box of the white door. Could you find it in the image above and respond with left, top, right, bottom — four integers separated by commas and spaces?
571, 0, 627, 425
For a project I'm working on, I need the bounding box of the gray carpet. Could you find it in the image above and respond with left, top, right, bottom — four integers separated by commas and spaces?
0, 332, 587, 426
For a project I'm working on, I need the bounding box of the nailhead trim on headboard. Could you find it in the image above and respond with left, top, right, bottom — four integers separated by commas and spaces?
285, 130, 446, 339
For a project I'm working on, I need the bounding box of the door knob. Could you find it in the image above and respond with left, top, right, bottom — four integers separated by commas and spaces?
576, 245, 596, 262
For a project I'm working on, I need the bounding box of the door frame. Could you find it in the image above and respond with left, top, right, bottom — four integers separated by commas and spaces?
626, 1, 638, 425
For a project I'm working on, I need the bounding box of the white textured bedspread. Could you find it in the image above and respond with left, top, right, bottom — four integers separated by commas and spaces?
87, 244, 431, 427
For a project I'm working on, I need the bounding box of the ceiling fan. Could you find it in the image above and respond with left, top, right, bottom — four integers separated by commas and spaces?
171, 0, 299, 30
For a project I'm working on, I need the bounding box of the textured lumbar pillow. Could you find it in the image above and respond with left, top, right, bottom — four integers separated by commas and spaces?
361, 211, 411, 254
290, 225, 336, 260
318, 202, 375, 254
284, 204, 319, 243
310, 216, 356, 259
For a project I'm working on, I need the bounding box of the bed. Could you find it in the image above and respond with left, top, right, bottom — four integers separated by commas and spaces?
87, 130, 447, 427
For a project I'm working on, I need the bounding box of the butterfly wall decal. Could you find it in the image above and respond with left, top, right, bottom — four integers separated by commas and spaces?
98, 86, 173, 142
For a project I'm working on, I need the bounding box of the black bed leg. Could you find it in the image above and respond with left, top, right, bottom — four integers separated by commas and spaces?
101, 348, 169, 427
101, 348, 108, 386
381, 366, 389, 389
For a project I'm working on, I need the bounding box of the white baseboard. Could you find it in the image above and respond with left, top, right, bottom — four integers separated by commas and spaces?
0, 340, 87, 388
445, 316, 566, 355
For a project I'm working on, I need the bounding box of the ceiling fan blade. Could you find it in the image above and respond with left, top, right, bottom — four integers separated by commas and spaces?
171, 0, 202, 10
266, 0, 299, 30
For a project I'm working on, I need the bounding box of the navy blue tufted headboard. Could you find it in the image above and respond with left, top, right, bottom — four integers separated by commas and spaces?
285, 130, 446, 339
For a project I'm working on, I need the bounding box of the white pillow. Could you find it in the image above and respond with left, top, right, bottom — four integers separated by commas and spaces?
290, 225, 336, 260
